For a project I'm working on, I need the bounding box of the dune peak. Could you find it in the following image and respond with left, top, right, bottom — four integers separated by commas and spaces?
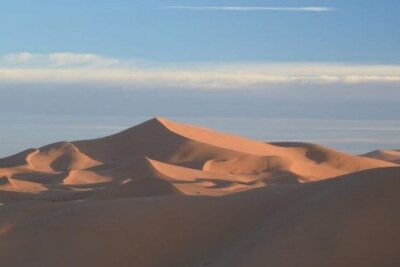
1, 117, 399, 267
0, 117, 395, 200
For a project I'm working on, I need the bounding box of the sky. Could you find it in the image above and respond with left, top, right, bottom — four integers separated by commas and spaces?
0, 1, 399, 113
1, 0, 400, 63
1, 0, 400, 88
0, 0, 399, 156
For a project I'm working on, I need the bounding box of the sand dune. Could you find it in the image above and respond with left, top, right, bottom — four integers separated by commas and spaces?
0, 117, 399, 266
0, 117, 393, 200
362, 149, 400, 164
1, 167, 399, 267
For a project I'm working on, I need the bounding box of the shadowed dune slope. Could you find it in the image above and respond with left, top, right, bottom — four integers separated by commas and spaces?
362, 149, 400, 164
0, 117, 395, 201
0, 167, 399, 267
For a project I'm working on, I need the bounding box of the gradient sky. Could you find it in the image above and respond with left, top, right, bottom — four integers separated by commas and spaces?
1, 0, 400, 63
0, 1, 399, 156
0, 1, 399, 116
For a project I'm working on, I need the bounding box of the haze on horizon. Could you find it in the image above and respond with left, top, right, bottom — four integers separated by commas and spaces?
0, 0, 399, 155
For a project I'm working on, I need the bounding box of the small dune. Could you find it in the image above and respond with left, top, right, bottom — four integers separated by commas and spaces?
362, 149, 400, 164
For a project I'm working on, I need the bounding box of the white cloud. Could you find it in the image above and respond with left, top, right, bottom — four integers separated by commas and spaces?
0, 52, 399, 90
48, 53, 119, 66
2, 52, 36, 64
165, 6, 335, 12
2, 52, 119, 68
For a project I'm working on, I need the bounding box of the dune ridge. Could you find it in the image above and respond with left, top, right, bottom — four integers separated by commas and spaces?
0, 117, 394, 201
0, 117, 399, 267
1, 167, 400, 267
362, 149, 400, 164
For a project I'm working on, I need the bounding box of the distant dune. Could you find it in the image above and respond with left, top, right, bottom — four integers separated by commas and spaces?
0, 118, 399, 267
362, 149, 400, 164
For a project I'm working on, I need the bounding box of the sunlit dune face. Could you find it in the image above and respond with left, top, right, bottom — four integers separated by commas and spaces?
0, 118, 395, 201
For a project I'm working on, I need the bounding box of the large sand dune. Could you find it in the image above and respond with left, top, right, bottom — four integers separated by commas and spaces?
0, 117, 394, 200
0, 118, 399, 266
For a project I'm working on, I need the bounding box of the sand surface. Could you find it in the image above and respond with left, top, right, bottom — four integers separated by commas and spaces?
362, 149, 400, 164
0, 117, 399, 266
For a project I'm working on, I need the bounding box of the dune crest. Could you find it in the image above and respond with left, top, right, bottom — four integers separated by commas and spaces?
0, 117, 395, 201
0, 117, 399, 266
362, 149, 400, 164
1, 167, 400, 267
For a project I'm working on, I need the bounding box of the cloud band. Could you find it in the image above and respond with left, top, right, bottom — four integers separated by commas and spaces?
165, 6, 335, 12
1, 52, 399, 90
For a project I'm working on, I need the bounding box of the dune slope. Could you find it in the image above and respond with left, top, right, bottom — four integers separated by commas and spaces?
0, 117, 394, 201
362, 149, 400, 164
0, 117, 399, 267
0, 167, 399, 267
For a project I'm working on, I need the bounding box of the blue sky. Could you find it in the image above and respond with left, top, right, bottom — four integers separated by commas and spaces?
1, 0, 400, 63
0, 1, 399, 156
0, 0, 399, 116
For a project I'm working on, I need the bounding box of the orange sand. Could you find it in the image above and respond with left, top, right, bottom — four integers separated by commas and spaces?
0, 118, 399, 266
